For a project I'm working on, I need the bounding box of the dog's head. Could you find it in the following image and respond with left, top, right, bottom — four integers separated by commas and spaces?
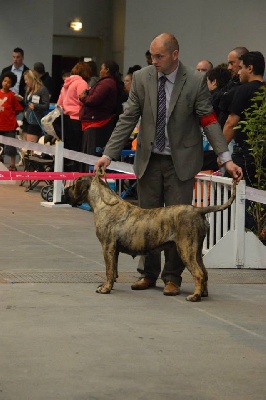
64, 176, 93, 206
64, 174, 120, 208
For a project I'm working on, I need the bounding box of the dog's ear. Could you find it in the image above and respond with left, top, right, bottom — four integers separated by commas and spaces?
74, 177, 92, 204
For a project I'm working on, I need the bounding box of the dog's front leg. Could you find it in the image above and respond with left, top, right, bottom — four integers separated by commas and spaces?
96, 243, 118, 294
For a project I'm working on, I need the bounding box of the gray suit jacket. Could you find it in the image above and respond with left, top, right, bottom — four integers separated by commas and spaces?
104, 62, 228, 181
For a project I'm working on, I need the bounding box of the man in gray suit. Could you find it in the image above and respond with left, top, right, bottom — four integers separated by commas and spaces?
95, 33, 242, 296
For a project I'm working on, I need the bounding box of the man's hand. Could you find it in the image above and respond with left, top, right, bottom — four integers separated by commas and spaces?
94, 156, 111, 173
224, 160, 243, 183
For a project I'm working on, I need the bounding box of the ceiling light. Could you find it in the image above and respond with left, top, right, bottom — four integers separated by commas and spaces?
69, 20, 82, 31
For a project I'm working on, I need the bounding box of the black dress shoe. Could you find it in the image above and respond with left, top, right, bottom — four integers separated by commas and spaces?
131, 277, 156, 290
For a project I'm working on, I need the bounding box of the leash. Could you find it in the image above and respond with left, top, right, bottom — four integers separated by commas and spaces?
29, 110, 47, 136
93, 167, 120, 206
93, 167, 107, 183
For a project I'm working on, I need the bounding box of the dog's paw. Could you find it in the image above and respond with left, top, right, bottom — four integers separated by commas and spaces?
186, 293, 202, 302
96, 284, 111, 294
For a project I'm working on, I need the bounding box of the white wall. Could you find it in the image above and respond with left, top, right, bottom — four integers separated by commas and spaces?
0, 0, 54, 73
123, 0, 266, 72
1, 0, 265, 78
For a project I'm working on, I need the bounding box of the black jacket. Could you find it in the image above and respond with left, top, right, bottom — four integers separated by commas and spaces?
217, 76, 241, 129
40, 72, 54, 99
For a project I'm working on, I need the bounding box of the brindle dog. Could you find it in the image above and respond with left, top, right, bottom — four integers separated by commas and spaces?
67, 174, 236, 302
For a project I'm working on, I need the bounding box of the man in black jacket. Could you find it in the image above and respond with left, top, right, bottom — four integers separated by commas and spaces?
218, 46, 249, 129
223, 51, 265, 185
1, 47, 29, 98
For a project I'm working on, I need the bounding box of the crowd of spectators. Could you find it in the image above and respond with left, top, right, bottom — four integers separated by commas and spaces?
0, 44, 265, 186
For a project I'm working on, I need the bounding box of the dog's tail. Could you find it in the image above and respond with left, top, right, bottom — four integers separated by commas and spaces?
196, 182, 236, 215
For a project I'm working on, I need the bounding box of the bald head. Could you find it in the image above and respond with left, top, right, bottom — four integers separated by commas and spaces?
150, 33, 179, 75
196, 60, 213, 73
151, 33, 179, 53
228, 46, 249, 76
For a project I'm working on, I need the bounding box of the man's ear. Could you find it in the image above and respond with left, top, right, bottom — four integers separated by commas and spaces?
173, 49, 179, 61
247, 64, 253, 74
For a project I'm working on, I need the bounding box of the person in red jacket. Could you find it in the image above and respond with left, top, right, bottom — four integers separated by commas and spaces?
0, 71, 23, 170
79, 60, 124, 170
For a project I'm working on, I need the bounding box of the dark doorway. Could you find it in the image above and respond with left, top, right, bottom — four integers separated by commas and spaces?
51, 55, 81, 103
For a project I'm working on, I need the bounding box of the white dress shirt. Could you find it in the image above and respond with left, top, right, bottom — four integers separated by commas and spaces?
11, 64, 24, 94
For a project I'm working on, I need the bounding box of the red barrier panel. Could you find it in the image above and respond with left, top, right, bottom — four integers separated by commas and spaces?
0, 170, 220, 182
0, 171, 136, 181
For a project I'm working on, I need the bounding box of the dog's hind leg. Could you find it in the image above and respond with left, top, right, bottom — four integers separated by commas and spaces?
197, 255, 208, 297
96, 243, 118, 294
186, 261, 205, 302
177, 241, 205, 302
196, 240, 208, 298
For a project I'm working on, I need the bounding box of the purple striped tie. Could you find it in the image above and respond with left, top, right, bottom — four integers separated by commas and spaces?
155, 75, 167, 152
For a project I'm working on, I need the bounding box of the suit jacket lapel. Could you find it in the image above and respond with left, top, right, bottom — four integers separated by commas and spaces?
147, 68, 158, 124
168, 62, 187, 118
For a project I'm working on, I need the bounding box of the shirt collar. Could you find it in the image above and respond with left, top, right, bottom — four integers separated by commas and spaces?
11, 64, 24, 72
158, 62, 179, 83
